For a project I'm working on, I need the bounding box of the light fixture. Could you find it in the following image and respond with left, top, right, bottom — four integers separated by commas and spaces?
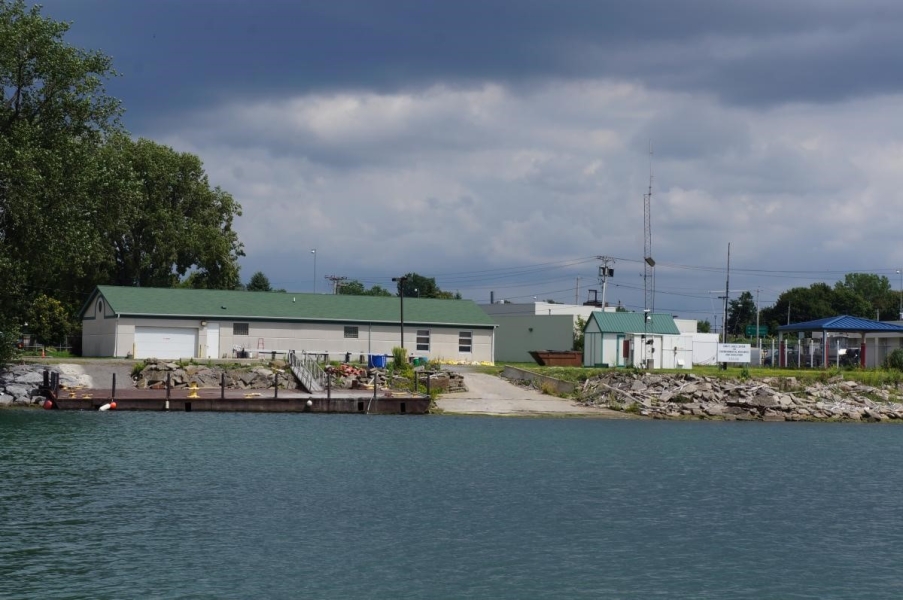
200, 320, 207, 327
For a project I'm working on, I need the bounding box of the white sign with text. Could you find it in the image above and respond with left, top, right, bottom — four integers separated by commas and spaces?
717, 343, 751, 363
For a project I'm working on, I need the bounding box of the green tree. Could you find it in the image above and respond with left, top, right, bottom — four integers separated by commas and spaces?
27, 294, 71, 346
762, 284, 836, 330
727, 291, 756, 335
572, 316, 586, 352
247, 271, 272, 292
0, 1, 245, 357
697, 320, 711, 333
835, 273, 896, 319
395, 273, 458, 298
93, 135, 244, 289
338, 280, 392, 297
0, 0, 121, 328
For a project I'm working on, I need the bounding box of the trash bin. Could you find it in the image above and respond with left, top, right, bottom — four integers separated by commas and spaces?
368, 354, 387, 368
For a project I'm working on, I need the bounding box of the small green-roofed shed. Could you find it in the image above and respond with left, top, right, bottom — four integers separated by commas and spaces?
582, 311, 683, 369
583, 311, 680, 335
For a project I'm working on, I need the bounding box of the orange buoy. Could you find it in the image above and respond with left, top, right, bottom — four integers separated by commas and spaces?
43, 399, 54, 410
110, 401, 117, 410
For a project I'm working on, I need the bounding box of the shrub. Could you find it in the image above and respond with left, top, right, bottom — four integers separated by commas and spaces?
885, 349, 903, 371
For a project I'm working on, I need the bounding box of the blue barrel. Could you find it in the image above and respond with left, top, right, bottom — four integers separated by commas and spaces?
368, 354, 388, 368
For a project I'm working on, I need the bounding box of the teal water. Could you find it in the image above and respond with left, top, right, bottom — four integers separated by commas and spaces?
2, 412, 903, 599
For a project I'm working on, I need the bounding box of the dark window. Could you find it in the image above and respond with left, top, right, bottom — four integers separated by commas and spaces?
458, 331, 472, 353
416, 329, 430, 351
344, 326, 359, 339
233, 323, 249, 336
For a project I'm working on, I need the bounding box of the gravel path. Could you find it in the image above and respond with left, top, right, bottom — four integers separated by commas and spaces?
435, 369, 635, 418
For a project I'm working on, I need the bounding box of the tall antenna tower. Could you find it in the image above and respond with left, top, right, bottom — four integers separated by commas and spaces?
643, 141, 655, 314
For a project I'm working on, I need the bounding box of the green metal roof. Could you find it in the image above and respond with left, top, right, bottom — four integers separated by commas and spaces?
84, 286, 496, 328
584, 311, 680, 335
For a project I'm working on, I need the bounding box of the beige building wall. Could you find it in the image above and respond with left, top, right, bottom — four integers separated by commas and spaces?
87, 316, 494, 363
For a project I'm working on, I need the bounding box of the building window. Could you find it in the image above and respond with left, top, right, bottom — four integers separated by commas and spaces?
344, 326, 359, 339
96, 299, 104, 314
458, 331, 472, 353
416, 329, 430, 352
233, 323, 249, 336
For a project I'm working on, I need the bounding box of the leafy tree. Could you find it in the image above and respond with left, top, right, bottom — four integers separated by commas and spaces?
0, 0, 121, 327
727, 291, 756, 335
835, 273, 898, 320
247, 271, 273, 292
572, 316, 586, 352
338, 280, 392, 297
0, 1, 245, 359
93, 135, 244, 289
395, 273, 458, 299
27, 294, 71, 346
697, 320, 711, 333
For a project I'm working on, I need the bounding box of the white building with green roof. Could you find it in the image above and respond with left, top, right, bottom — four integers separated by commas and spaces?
583, 311, 692, 369
80, 286, 497, 362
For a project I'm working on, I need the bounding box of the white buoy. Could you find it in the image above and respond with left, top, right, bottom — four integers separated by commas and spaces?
306, 400, 313, 407
99, 403, 111, 411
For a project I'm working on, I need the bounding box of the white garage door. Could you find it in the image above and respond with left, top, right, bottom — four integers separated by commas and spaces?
135, 327, 198, 359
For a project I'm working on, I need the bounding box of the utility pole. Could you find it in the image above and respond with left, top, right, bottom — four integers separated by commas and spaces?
575, 276, 580, 305
755, 288, 761, 349
642, 142, 655, 316
723, 243, 731, 344
596, 256, 615, 308
325, 275, 348, 294
391, 276, 408, 348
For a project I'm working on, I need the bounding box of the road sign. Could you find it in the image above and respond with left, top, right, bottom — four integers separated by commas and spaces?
745, 325, 769, 337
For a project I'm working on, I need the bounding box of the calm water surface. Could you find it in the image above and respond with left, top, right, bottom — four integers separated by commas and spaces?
2, 411, 902, 599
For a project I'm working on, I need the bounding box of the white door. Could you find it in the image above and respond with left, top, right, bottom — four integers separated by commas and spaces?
134, 327, 198, 359
206, 323, 220, 359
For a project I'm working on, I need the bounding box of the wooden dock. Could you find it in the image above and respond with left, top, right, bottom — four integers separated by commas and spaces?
49, 387, 431, 414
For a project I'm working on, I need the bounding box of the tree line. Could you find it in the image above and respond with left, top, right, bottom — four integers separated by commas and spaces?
0, 1, 242, 355
715, 273, 902, 337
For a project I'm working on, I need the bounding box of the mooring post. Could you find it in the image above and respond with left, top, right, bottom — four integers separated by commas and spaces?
221, 372, 225, 399
112, 373, 116, 401
327, 372, 331, 401
426, 374, 431, 396
43, 369, 49, 389
166, 373, 171, 400
274, 373, 279, 399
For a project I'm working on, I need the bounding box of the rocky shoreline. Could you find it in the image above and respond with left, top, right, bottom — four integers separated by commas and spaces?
578, 371, 903, 422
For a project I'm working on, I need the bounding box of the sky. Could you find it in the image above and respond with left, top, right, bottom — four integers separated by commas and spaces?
34, 0, 903, 325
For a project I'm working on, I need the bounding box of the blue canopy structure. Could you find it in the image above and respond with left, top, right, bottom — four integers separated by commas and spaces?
777, 315, 903, 368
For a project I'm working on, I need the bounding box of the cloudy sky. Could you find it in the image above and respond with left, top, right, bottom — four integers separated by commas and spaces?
37, 0, 903, 324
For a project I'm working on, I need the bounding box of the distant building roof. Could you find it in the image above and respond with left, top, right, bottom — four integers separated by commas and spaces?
81, 286, 496, 328
584, 311, 680, 335
778, 315, 903, 333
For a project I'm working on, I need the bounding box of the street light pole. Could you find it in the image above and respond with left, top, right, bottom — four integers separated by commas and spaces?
392, 276, 408, 348
311, 249, 317, 293
897, 269, 902, 320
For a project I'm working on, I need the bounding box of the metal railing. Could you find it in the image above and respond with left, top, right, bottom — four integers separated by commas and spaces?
287, 350, 326, 393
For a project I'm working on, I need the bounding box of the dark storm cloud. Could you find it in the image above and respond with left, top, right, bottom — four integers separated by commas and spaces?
38, 0, 903, 128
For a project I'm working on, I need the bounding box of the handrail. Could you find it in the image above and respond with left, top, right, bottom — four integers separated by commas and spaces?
287, 350, 326, 392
